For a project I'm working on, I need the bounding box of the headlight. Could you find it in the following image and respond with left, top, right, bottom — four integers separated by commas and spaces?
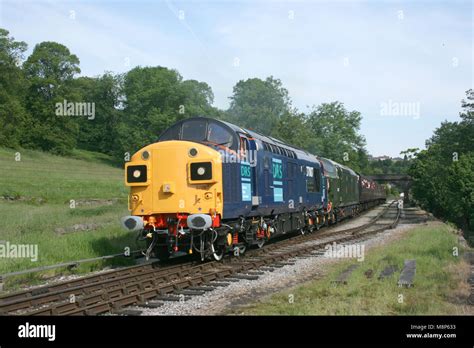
127, 165, 147, 183
190, 162, 212, 181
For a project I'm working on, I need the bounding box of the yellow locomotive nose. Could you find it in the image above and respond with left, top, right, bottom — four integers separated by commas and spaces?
125, 141, 223, 217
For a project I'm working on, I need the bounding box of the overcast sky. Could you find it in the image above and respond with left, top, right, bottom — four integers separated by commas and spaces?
1, 0, 472, 157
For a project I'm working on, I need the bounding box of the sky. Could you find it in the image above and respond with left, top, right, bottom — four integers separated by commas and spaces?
0, 0, 472, 157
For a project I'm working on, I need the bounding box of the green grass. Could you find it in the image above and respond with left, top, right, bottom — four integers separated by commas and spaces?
0, 147, 126, 203
234, 224, 470, 315
0, 147, 137, 289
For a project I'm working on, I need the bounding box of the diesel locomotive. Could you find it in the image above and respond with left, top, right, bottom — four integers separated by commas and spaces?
121, 117, 386, 261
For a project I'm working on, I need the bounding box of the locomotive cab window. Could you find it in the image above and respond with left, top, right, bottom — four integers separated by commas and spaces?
159, 119, 238, 151
306, 167, 321, 193
159, 123, 181, 141
182, 119, 207, 142
239, 136, 249, 162
314, 168, 321, 192
207, 122, 233, 148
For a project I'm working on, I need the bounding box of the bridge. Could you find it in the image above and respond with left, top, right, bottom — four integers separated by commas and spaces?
366, 174, 413, 203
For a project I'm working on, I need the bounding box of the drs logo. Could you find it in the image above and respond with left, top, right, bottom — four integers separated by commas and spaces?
241, 163, 252, 202
272, 158, 284, 202
272, 162, 282, 179
241, 165, 251, 178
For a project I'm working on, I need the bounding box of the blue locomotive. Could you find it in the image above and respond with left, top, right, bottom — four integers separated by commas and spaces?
121, 117, 386, 261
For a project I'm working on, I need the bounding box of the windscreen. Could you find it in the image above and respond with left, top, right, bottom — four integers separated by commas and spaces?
181, 119, 207, 142
159, 119, 236, 150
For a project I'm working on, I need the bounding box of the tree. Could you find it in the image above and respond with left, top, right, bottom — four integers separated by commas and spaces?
273, 111, 312, 149
0, 28, 30, 148
400, 148, 419, 160
72, 73, 123, 156
226, 76, 291, 135
409, 89, 474, 241
23, 42, 81, 154
0, 28, 27, 91
181, 79, 214, 112
460, 89, 474, 121
306, 102, 366, 171
459, 89, 474, 152
116, 66, 218, 158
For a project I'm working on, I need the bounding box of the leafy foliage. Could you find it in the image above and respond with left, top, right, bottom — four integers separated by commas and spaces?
0, 29, 29, 147
273, 111, 313, 149
72, 73, 123, 156
409, 90, 474, 239
115, 66, 219, 157
225, 78, 371, 172
365, 158, 412, 175
23, 41, 81, 154
305, 102, 367, 171
0, 28, 371, 171
225, 76, 291, 135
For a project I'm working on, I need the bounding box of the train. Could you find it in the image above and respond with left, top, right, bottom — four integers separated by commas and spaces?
121, 117, 386, 261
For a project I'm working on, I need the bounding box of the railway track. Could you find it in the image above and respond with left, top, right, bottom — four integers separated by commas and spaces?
0, 201, 401, 316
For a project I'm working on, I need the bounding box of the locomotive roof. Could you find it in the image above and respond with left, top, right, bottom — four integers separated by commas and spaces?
320, 157, 358, 177
318, 157, 338, 178
219, 119, 319, 163
160, 116, 317, 163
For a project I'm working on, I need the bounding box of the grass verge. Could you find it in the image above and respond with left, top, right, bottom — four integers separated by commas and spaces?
0, 147, 137, 290
235, 224, 472, 315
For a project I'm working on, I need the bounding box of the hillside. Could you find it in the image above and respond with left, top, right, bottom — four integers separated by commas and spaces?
0, 148, 135, 286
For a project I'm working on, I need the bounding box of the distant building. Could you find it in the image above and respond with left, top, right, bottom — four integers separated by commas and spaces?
371, 155, 391, 161
368, 155, 406, 162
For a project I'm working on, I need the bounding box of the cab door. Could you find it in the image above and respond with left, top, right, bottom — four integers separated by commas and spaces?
239, 135, 258, 208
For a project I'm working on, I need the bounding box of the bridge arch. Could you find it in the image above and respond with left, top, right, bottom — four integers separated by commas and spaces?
366, 174, 413, 203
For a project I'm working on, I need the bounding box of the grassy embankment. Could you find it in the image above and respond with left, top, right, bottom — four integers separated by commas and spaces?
0, 147, 137, 289
234, 223, 472, 315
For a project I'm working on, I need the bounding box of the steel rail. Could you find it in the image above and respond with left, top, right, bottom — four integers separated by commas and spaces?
1, 202, 399, 316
